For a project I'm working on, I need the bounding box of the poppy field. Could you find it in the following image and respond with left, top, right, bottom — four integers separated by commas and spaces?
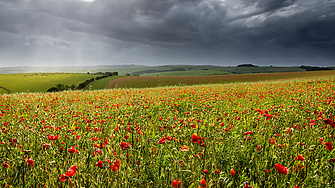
1, 77, 335, 187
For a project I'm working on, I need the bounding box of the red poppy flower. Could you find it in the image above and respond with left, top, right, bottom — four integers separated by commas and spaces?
172, 179, 181, 188
60, 174, 69, 182
43, 143, 50, 151
199, 179, 207, 188
230, 169, 236, 176
47, 135, 59, 140
60, 165, 77, 182
275, 163, 289, 174
203, 170, 208, 174
295, 154, 304, 161
324, 119, 334, 125
325, 142, 333, 151
191, 133, 199, 143
95, 161, 103, 169
114, 159, 121, 168
269, 138, 275, 144
3, 161, 9, 168
120, 142, 131, 150
65, 165, 77, 177
244, 182, 254, 188
26, 158, 34, 167
158, 137, 167, 144
111, 164, 118, 172
111, 159, 121, 172
216, 169, 221, 174
68, 146, 76, 154
180, 145, 188, 151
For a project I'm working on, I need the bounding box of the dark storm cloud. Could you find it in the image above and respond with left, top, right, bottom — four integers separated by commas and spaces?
0, 0, 334, 67
230, 0, 298, 22
237, 1, 335, 51
243, 0, 297, 12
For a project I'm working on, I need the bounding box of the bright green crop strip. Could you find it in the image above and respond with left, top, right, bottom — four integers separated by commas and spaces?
0, 73, 97, 94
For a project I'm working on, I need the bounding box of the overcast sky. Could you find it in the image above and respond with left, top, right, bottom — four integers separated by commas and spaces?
0, 0, 334, 67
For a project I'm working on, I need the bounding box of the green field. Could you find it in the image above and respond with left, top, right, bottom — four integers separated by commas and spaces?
105, 70, 335, 89
139, 70, 233, 76
0, 73, 98, 94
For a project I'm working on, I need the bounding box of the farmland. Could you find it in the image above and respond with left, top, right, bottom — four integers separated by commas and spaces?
86, 76, 125, 91
139, 70, 233, 76
0, 73, 98, 94
1, 75, 335, 187
105, 70, 335, 89
113, 65, 307, 76
0, 67, 331, 94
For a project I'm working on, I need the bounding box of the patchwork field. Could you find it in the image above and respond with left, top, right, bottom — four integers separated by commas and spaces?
111, 66, 306, 76
139, 70, 233, 76
1, 75, 335, 187
0, 73, 98, 94
86, 76, 125, 91
105, 70, 335, 89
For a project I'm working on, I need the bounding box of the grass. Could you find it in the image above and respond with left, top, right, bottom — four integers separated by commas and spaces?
0, 73, 98, 94
105, 70, 335, 89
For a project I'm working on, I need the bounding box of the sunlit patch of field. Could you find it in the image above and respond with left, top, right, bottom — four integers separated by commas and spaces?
0, 73, 98, 94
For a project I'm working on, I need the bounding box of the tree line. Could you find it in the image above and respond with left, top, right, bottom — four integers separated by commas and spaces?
47, 72, 118, 92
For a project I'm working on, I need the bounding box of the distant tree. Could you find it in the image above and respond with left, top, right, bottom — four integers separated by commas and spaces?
56, 84, 66, 91
104, 72, 113, 76
112, 72, 118, 76
69, 84, 77, 90
237, 64, 258, 67
78, 83, 86, 89
300, 65, 332, 71
47, 87, 59, 92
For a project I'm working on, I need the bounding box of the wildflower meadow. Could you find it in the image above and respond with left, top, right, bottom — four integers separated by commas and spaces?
1, 78, 335, 187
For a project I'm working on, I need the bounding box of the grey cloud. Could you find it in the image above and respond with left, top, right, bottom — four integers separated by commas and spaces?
0, 0, 334, 67
254, 0, 297, 12
230, 0, 298, 22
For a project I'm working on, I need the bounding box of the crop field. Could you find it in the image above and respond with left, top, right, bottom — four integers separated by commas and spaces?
89, 65, 305, 76
1, 75, 335, 188
0, 73, 98, 94
105, 70, 335, 89
219, 67, 305, 74
139, 70, 233, 77
86, 76, 125, 91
